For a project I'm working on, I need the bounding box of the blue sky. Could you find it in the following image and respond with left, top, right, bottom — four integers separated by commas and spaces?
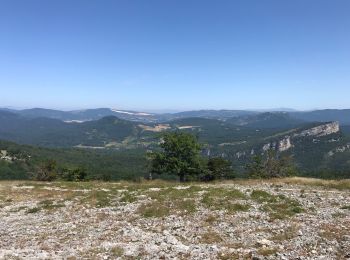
0, 0, 349, 112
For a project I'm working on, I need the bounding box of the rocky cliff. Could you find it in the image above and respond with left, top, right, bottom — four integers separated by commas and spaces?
296, 122, 340, 137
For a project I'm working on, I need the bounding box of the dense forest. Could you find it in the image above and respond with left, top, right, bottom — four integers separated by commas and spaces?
0, 140, 148, 181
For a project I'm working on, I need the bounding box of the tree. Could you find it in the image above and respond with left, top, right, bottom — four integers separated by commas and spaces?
278, 154, 298, 177
35, 160, 57, 181
202, 157, 235, 181
264, 150, 280, 178
245, 155, 266, 178
149, 132, 204, 182
246, 151, 298, 179
72, 167, 87, 181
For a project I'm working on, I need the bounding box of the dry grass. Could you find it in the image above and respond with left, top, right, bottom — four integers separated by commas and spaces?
200, 230, 223, 244
137, 201, 170, 218
319, 222, 350, 242
222, 177, 350, 190
257, 247, 278, 256
271, 224, 299, 242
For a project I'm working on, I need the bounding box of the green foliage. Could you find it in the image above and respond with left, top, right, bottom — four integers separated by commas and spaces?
246, 155, 266, 178
251, 190, 303, 219
149, 132, 204, 182
26, 207, 41, 214
251, 190, 278, 203
246, 151, 297, 179
201, 188, 248, 213
60, 167, 87, 181
201, 157, 235, 181
138, 201, 170, 218
0, 139, 148, 181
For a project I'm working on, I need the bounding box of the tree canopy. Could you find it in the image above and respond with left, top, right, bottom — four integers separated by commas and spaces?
149, 132, 204, 182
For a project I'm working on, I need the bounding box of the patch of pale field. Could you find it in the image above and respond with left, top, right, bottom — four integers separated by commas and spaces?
138, 124, 171, 132
0, 178, 349, 259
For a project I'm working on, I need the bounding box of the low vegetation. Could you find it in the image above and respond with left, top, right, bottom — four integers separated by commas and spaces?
1, 178, 349, 259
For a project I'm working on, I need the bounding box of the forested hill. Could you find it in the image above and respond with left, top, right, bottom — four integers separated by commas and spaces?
0, 139, 148, 181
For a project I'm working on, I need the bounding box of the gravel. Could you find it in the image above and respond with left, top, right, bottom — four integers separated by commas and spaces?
0, 181, 349, 259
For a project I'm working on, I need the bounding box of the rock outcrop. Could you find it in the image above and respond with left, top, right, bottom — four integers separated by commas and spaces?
327, 143, 350, 157
296, 122, 340, 137
278, 136, 292, 152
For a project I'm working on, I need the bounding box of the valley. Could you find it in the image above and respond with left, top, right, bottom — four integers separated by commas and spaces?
1, 108, 350, 180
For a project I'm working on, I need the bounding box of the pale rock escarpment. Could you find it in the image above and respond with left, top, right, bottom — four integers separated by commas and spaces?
296, 122, 340, 137
278, 136, 292, 152
262, 136, 293, 153
327, 143, 350, 157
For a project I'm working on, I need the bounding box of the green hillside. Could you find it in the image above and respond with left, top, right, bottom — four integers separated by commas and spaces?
0, 140, 148, 181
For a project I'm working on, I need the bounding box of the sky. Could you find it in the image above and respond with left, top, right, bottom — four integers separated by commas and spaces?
0, 0, 350, 112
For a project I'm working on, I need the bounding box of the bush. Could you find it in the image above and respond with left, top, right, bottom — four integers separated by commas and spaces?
34, 160, 57, 181
61, 167, 87, 182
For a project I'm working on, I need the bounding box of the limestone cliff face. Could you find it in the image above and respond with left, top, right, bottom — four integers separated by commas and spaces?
327, 143, 350, 157
262, 136, 293, 153
260, 122, 339, 154
278, 136, 292, 152
296, 122, 340, 137
228, 122, 341, 159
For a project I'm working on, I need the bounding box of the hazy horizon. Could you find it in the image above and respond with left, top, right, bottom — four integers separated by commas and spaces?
2, 105, 350, 114
1, 1, 350, 110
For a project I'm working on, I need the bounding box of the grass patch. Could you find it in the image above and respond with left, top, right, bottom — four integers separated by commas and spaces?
271, 224, 299, 242
262, 198, 303, 220
173, 199, 197, 215
206, 187, 246, 199
148, 186, 202, 201
110, 246, 124, 257
26, 207, 41, 214
120, 192, 138, 203
251, 190, 278, 203
201, 188, 248, 213
137, 197, 196, 218
250, 190, 303, 219
137, 201, 170, 218
200, 230, 223, 244
257, 247, 278, 256
226, 203, 250, 212
38, 199, 65, 210
318, 223, 349, 243
9, 206, 28, 213
83, 190, 111, 208
144, 186, 201, 216
204, 214, 218, 224
332, 212, 346, 218
340, 205, 350, 210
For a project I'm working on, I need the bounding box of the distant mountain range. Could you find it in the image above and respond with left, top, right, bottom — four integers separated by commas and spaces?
2, 107, 350, 125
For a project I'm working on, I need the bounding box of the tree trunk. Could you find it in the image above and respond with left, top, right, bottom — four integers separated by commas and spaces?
179, 174, 185, 182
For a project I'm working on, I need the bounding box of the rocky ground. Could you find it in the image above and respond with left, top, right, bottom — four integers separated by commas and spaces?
0, 178, 349, 259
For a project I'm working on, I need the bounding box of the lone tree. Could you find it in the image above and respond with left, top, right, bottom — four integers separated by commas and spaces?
149, 132, 203, 182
